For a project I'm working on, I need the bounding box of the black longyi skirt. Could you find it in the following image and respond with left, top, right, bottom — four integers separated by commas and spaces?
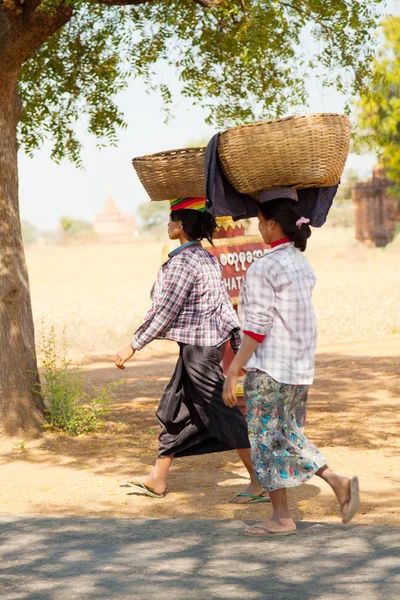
156, 343, 250, 458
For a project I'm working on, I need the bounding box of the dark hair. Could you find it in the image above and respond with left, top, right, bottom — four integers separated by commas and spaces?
171, 209, 217, 245
259, 198, 311, 252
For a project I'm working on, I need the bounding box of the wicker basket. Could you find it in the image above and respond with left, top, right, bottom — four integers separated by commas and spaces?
132, 147, 206, 202
218, 113, 351, 195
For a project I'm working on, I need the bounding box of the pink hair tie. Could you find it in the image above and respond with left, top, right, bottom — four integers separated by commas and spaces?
296, 216, 310, 228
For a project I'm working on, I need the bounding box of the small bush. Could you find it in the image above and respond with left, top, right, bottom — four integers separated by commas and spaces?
22, 220, 38, 246
37, 325, 120, 436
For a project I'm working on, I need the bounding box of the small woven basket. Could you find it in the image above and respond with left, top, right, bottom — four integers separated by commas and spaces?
218, 113, 351, 194
132, 147, 206, 202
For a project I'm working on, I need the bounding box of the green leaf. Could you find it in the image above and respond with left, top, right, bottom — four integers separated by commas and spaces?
355, 16, 400, 185
18, 0, 383, 166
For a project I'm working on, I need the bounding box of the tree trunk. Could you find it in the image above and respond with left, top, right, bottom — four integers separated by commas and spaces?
0, 76, 44, 435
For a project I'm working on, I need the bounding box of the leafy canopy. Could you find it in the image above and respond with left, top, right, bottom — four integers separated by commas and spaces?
137, 201, 169, 233
21, 220, 38, 245
60, 216, 93, 234
356, 16, 400, 187
18, 0, 383, 166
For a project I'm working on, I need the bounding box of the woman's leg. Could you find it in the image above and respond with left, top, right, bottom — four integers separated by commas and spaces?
128, 455, 174, 495
130, 345, 183, 496
316, 465, 352, 519
244, 487, 296, 534
268, 489, 296, 530
232, 448, 265, 503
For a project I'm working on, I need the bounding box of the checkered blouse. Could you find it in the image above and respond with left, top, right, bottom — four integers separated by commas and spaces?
239, 242, 318, 385
132, 242, 241, 352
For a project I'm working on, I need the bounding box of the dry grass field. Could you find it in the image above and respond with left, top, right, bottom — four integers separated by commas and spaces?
26, 226, 400, 355
0, 226, 399, 525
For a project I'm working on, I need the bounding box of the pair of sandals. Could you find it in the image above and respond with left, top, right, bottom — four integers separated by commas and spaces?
126, 475, 361, 537
126, 479, 271, 503
244, 476, 360, 537
126, 478, 165, 499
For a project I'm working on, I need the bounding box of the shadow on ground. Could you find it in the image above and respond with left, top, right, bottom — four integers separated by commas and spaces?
0, 517, 399, 600
0, 352, 399, 522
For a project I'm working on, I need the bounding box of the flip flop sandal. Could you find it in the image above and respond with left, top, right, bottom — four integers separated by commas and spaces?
231, 492, 271, 504
244, 525, 297, 537
341, 475, 360, 524
126, 478, 165, 499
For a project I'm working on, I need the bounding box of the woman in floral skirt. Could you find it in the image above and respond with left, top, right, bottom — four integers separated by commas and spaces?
223, 195, 360, 535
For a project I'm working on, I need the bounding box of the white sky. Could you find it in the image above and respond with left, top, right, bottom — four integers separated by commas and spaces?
18, 0, 399, 230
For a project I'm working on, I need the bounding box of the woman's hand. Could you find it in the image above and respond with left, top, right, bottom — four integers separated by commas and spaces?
223, 372, 239, 408
223, 335, 261, 407
115, 345, 135, 370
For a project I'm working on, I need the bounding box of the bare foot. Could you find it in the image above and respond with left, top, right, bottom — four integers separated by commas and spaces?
231, 481, 267, 504
127, 474, 166, 495
244, 518, 297, 536
330, 476, 352, 520
335, 476, 360, 524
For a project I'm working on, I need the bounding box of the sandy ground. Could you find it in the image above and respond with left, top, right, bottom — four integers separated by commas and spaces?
0, 227, 399, 525
0, 336, 399, 526
25, 227, 400, 354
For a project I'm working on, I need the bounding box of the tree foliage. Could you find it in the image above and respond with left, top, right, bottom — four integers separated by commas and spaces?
21, 220, 38, 245
137, 201, 169, 233
18, 0, 383, 166
60, 216, 93, 235
356, 16, 400, 187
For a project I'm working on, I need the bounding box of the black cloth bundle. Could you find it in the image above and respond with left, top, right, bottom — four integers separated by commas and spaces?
205, 132, 338, 227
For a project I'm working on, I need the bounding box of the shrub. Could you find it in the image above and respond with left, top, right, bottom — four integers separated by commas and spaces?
22, 220, 38, 245
37, 324, 120, 436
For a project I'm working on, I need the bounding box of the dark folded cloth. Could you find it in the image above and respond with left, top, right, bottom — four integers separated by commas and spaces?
309, 185, 339, 227
204, 133, 339, 227
293, 185, 338, 227
204, 133, 259, 221
259, 188, 298, 202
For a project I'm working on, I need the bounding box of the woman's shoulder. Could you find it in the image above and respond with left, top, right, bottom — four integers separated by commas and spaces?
187, 245, 219, 263
245, 255, 273, 286
247, 251, 274, 273
274, 245, 316, 281
246, 247, 291, 284
168, 244, 214, 267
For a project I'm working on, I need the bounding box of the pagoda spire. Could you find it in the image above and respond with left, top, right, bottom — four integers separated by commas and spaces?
104, 192, 119, 215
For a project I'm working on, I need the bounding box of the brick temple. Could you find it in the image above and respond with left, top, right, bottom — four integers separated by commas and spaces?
352, 167, 399, 247
93, 193, 136, 242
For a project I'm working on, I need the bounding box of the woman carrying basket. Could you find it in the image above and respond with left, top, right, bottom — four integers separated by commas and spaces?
115, 197, 267, 503
223, 196, 360, 535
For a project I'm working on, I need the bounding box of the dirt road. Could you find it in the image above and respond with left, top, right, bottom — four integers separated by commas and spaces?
1, 337, 399, 526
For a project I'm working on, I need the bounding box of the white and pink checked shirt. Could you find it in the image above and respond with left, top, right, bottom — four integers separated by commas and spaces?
132, 242, 241, 352
238, 241, 318, 385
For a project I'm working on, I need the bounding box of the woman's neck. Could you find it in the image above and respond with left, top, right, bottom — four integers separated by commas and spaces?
269, 228, 286, 244
179, 233, 193, 245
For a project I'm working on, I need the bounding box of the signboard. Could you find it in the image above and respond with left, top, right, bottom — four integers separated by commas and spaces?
205, 235, 269, 304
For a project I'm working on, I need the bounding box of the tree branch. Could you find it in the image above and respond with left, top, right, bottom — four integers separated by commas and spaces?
280, 1, 333, 37
192, 0, 222, 7
0, 0, 73, 72
87, 0, 158, 5
89, 0, 221, 5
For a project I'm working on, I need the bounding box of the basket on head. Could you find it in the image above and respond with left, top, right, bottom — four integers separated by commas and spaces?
132, 147, 206, 202
217, 113, 351, 195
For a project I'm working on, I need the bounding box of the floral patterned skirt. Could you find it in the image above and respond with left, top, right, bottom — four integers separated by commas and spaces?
245, 370, 327, 492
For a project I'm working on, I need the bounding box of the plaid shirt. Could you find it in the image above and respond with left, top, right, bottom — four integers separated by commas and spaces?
238, 242, 317, 385
132, 242, 241, 352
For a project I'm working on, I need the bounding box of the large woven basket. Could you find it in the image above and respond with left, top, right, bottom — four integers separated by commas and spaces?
218, 113, 351, 194
132, 147, 206, 202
